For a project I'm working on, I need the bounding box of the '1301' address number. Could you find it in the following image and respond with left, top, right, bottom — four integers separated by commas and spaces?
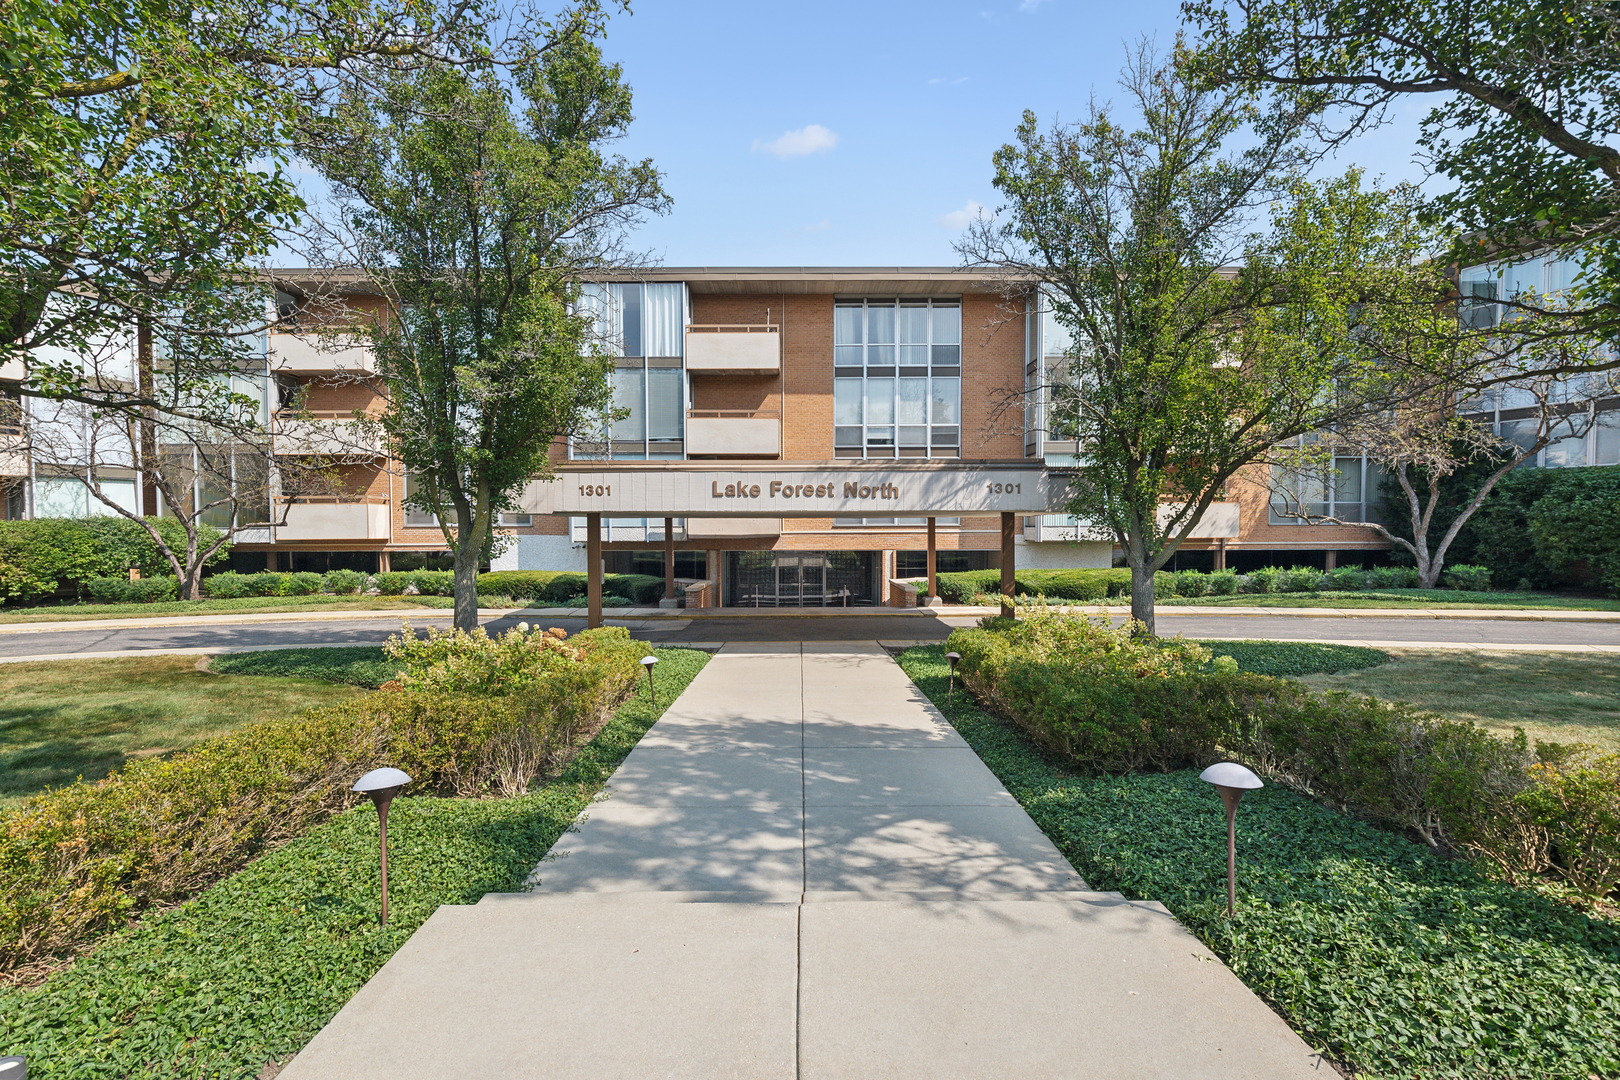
579, 485, 611, 496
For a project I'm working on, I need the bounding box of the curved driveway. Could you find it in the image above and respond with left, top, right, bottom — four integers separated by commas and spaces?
2, 608, 1619, 659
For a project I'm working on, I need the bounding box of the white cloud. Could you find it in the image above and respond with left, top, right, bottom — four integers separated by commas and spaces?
804, 219, 832, 233
752, 124, 839, 160
928, 76, 970, 85
1018, 0, 1053, 11
936, 201, 989, 230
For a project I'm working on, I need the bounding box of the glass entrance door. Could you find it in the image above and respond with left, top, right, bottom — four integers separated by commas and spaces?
725, 552, 873, 607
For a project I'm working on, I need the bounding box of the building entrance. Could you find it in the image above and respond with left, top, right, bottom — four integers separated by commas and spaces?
726, 551, 875, 607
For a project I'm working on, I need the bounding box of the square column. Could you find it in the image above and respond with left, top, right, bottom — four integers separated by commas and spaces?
1000, 512, 1015, 619
664, 517, 676, 601
586, 512, 602, 629
926, 517, 937, 601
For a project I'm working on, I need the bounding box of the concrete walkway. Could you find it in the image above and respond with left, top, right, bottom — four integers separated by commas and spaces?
282, 643, 1328, 1079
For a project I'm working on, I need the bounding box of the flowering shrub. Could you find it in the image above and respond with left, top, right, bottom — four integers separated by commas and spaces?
384, 622, 587, 696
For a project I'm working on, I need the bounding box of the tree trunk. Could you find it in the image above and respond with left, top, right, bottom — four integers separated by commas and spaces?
1128, 560, 1156, 635
452, 546, 479, 632
183, 561, 207, 602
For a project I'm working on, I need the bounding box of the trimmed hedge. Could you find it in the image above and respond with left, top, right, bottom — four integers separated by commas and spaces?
0, 517, 228, 604
946, 613, 1620, 901
0, 627, 645, 977
933, 568, 1135, 603
475, 570, 569, 600
85, 577, 180, 604
1470, 464, 1620, 594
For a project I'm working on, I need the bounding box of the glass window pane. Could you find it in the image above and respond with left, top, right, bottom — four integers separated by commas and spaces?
610, 366, 644, 442
866, 345, 895, 366
897, 377, 927, 423
1041, 304, 1071, 357
898, 305, 929, 344
1500, 418, 1542, 463
1596, 411, 1620, 465
931, 303, 960, 345
34, 477, 87, 518
1545, 432, 1586, 468
647, 366, 683, 441
899, 425, 927, 447
614, 283, 643, 357
835, 305, 863, 345
898, 344, 929, 365
835, 346, 864, 366
642, 283, 683, 357
931, 344, 960, 366
865, 427, 894, 447
866, 378, 894, 425
834, 379, 863, 425
834, 426, 862, 446
930, 378, 960, 424
1333, 457, 1363, 504
867, 304, 895, 344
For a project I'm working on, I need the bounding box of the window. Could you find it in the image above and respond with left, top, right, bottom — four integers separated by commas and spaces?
833, 298, 961, 458
33, 476, 138, 518
497, 512, 532, 527
1269, 448, 1372, 524
404, 472, 439, 527
574, 282, 687, 459
835, 516, 959, 527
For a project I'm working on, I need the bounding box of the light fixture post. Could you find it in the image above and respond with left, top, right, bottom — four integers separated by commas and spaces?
945, 651, 961, 704
640, 654, 659, 701
352, 767, 412, 926
1199, 762, 1262, 917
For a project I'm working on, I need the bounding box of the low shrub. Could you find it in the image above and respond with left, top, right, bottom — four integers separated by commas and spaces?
411, 570, 456, 597
1175, 569, 1211, 597
201, 572, 256, 599
1243, 567, 1279, 594
84, 576, 181, 604
0, 516, 227, 604
1368, 565, 1421, 589
374, 571, 413, 595
476, 570, 567, 601
1208, 569, 1239, 595
1015, 568, 1132, 602
1509, 747, 1620, 900
277, 571, 324, 596
1279, 567, 1323, 593
934, 569, 1002, 603
1442, 563, 1493, 591
322, 569, 368, 595
0, 626, 645, 977
386, 622, 593, 696
1324, 565, 1367, 591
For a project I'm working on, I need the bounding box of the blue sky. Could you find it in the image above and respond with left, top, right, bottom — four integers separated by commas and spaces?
593, 0, 1435, 267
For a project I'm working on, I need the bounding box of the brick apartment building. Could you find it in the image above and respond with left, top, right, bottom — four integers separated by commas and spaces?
0, 266, 1406, 602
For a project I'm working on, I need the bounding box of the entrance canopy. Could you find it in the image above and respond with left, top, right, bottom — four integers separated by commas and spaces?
519, 461, 1070, 518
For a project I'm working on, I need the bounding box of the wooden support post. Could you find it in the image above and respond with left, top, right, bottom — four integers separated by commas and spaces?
1324, 550, 1337, 572
586, 512, 602, 629
1214, 540, 1227, 572
1000, 512, 1015, 619
926, 517, 937, 601
664, 517, 676, 602
377, 550, 390, 574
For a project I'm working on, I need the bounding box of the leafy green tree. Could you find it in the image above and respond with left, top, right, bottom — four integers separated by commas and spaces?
961, 44, 1449, 633
306, 38, 668, 630
1183, 0, 1620, 349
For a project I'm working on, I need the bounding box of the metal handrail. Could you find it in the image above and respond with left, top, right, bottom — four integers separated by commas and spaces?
687, 409, 782, 419
686, 324, 779, 334
279, 495, 390, 505
275, 410, 371, 420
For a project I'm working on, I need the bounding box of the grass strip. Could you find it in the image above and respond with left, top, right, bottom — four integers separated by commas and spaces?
0, 594, 459, 625
895, 644, 1620, 1080
1199, 640, 1389, 677
1159, 589, 1620, 611
0, 646, 710, 1080
207, 646, 402, 689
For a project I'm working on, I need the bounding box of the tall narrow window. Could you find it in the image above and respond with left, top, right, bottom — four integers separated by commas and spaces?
833, 298, 961, 458
573, 281, 687, 460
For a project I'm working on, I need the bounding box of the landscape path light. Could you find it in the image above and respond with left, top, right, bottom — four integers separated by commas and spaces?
640, 654, 659, 701
945, 652, 961, 704
353, 767, 411, 926
1, 1055, 25, 1079
1199, 762, 1263, 917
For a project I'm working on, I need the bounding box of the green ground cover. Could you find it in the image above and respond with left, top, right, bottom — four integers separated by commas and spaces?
896, 644, 1620, 1080
0, 594, 461, 624
1157, 589, 1620, 611
207, 646, 402, 689
0, 657, 362, 805
1298, 649, 1620, 755
1199, 640, 1389, 677
0, 646, 709, 1079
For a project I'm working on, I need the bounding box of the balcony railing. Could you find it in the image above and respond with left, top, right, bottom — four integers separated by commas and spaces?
0, 422, 26, 477
269, 332, 376, 375
276, 497, 390, 541
685, 324, 780, 374
685, 409, 781, 457
273, 410, 384, 457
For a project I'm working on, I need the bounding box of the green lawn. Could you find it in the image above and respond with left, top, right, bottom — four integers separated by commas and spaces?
207, 646, 403, 688
0, 594, 461, 624
1159, 588, 1620, 611
1297, 649, 1620, 754
895, 644, 1620, 1080
1199, 639, 1389, 677
0, 656, 363, 805
0, 646, 710, 1079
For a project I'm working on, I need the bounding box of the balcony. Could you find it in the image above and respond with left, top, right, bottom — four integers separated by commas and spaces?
274, 411, 384, 457
685, 325, 780, 374
687, 518, 782, 539
0, 423, 24, 477
276, 498, 390, 541
685, 410, 781, 457
269, 332, 376, 375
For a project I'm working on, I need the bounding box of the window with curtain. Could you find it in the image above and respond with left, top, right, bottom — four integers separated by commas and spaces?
1268, 445, 1372, 524
574, 281, 687, 459
833, 298, 961, 458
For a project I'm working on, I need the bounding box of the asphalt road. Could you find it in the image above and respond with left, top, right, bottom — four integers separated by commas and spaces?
2, 609, 1619, 658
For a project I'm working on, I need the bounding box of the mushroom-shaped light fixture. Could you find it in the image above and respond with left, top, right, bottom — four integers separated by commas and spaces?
353, 767, 412, 925
945, 651, 962, 704
640, 654, 659, 700
1199, 762, 1262, 917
